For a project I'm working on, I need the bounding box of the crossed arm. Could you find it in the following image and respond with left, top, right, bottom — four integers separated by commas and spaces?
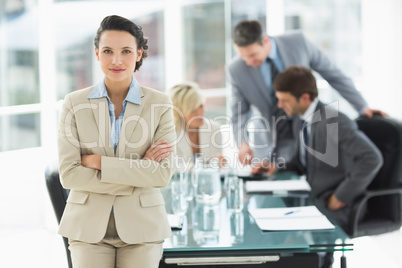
81, 140, 173, 170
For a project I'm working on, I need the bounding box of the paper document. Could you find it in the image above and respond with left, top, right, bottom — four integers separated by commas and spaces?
248, 206, 335, 231
245, 179, 311, 193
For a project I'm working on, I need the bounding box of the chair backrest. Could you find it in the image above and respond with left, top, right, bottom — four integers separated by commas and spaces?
356, 115, 402, 190
45, 161, 69, 223
44, 162, 72, 268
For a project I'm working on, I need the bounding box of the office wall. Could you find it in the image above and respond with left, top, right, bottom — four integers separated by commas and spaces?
362, 0, 402, 118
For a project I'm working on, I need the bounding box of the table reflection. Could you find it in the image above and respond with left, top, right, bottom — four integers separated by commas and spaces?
172, 215, 188, 247
229, 212, 244, 244
192, 203, 220, 246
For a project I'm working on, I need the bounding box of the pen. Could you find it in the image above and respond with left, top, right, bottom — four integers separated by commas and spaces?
284, 209, 301, 216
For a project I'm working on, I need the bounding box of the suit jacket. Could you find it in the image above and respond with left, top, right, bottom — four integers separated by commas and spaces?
293, 101, 383, 226
57, 84, 176, 244
176, 120, 222, 164
227, 31, 368, 165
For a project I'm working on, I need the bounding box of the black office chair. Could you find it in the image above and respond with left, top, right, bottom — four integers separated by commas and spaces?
347, 115, 402, 238
45, 162, 72, 268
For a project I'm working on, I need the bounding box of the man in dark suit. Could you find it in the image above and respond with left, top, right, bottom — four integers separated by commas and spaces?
227, 20, 385, 168
251, 65, 383, 268
269, 65, 383, 229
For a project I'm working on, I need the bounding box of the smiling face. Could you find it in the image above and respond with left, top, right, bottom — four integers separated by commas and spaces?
95, 30, 143, 86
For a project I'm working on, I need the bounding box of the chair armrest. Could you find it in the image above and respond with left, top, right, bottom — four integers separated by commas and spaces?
349, 188, 402, 237
363, 188, 402, 199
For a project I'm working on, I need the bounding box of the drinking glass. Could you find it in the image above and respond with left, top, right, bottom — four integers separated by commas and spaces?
171, 173, 188, 218
176, 157, 194, 201
194, 156, 222, 204
226, 177, 244, 212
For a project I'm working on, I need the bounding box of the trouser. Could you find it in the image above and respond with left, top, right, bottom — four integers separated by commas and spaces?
69, 212, 164, 268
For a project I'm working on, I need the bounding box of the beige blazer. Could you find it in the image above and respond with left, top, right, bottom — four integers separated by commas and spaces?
176, 120, 222, 164
57, 85, 175, 244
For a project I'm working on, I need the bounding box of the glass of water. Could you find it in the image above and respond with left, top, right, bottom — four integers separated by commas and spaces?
226, 177, 244, 212
194, 157, 222, 204
176, 157, 194, 201
171, 173, 188, 218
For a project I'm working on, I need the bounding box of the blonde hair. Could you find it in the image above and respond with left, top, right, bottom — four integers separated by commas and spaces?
168, 82, 205, 131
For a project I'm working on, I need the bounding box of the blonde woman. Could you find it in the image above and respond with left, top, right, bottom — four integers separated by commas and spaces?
169, 82, 225, 166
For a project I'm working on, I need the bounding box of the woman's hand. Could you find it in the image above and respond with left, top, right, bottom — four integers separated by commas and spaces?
144, 140, 173, 162
81, 154, 101, 170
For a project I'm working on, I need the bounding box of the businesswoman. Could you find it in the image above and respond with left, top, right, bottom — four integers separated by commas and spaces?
57, 15, 175, 268
169, 82, 224, 166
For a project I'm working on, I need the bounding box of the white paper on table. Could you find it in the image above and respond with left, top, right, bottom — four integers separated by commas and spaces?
245, 179, 311, 193
248, 206, 335, 231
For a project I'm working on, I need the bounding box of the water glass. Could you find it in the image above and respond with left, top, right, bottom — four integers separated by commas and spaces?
223, 166, 236, 191
171, 174, 188, 217
182, 169, 194, 201
194, 163, 222, 204
226, 177, 244, 212
175, 157, 194, 201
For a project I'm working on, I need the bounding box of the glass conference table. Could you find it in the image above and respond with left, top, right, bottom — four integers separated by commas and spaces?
160, 172, 352, 267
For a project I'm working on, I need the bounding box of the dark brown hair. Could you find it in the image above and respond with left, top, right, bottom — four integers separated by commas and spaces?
233, 20, 264, 47
94, 15, 148, 72
273, 65, 318, 100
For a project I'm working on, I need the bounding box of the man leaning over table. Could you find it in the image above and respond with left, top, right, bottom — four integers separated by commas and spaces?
227, 20, 386, 170
252, 65, 383, 231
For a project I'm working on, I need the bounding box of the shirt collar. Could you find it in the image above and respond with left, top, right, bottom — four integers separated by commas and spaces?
301, 98, 319, 123
87, 75, 141, 105
268, 37, 279, 61
265, 37, 284, 72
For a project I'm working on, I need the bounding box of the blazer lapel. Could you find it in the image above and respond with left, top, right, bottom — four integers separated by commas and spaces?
308, 117, 317, 180
311, 102, 327, 154
178, 131, 193, 161
308, 102, 327, 178
247, 66, 272, 106
274, 34, 304, 69
89, 98, 114, 156
292, 116, 302, 154
275, 36, 291, 68
292, 116, 308, 175
199, 122, 211, 157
